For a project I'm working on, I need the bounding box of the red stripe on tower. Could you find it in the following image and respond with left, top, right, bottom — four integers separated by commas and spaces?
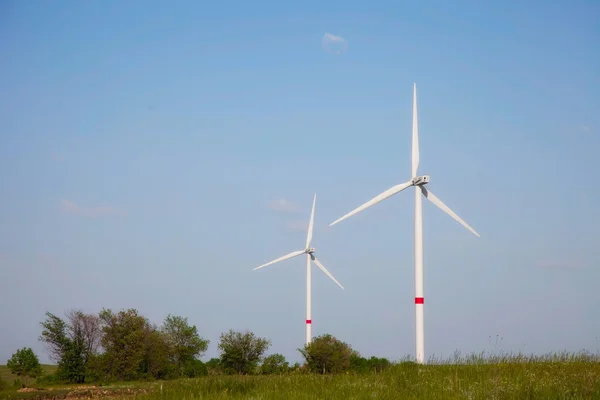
415, 297, 424, 304
306, 320, 312, 324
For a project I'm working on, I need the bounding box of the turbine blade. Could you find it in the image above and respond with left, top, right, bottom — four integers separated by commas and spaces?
412, 83, 419, 177
306, 193, 317, 249
312, 257, 344, 290
254, 250, 305, 270
420, 186, 480, 237
329, 180, 413, 227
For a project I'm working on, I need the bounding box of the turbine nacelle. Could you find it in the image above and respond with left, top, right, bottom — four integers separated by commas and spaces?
412, 175, 430, 186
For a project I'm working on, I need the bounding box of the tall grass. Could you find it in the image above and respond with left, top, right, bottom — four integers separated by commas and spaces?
133, 352, 600, 400
2, 352, 599, 399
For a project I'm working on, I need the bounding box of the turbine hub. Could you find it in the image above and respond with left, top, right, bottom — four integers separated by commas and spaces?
412, 175, 430, 186
306, 247, 316, 254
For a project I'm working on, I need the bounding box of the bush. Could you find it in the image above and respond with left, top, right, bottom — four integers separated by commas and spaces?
183, 359, 208, 377
36, 373, 62, 385
299, 334, 353, 374
205, 358, 223, 375
218, 330, 271, 375
6, 347, 44, 382
350, 354, 391, 373
350, 353, 368, 373
367, 356, 391, 372
260, 354, 289, 375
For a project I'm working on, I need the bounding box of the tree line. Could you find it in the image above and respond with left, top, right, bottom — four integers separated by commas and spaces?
2, 308, 393, 387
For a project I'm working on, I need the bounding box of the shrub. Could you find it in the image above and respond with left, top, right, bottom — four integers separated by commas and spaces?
6, 347, 44, 382
367, 356, 391, 372
36, 373, 62, 385
183, 359, 208, 377
260, 354, 289, 375
218, 330, 271, 375
205, 358, 223, 375
298, 334, 353, 374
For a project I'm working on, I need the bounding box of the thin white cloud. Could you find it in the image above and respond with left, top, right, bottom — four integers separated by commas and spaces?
322, 32, 348, 55
58, 199, 127, 217
582, 124, 591, 133
567, 124, 592, 135
268, 198, 300, 213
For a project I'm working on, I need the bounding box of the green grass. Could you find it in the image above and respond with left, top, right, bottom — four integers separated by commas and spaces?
0, 383, 154, 400
133, 354, 600, 400
1, 353, 599, 399
0, 364, 57, 385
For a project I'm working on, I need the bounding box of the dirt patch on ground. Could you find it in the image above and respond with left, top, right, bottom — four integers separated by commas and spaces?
11, 386, 151, 399
17, 387, 38, 392
65, 387, 150, 398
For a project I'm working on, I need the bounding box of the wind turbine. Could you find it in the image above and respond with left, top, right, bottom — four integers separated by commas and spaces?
254, 193, 344, 345
328, 83, 479, 364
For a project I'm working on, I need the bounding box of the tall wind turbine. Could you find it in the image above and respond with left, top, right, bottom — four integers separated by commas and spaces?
254, 194, 344, 345
328, 83, 479, 364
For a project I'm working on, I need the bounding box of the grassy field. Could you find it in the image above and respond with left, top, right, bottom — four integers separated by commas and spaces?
0, 365, 57, 385
1, 353, 599, 399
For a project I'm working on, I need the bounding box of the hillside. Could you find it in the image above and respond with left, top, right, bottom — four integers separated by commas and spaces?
0, 364, 57, 384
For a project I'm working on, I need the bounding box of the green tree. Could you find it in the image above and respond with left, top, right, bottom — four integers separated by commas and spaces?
161, 314, 209, 376
260, 353, 289, 374
218, 329, 271, 375
140, 325, 172, 379
98, 308, 149, 381
39, 310, 102, 383
59, 340, 85, 382
39, 312, 69, 363
6, 347, 44, 383
299, 334, 353, 374
98, 308, 176, 381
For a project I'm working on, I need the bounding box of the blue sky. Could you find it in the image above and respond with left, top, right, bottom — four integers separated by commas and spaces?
1, 0, 599, 364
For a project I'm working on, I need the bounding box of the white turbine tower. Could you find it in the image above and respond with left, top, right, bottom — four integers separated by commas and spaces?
328, 83, 479, 364
254, 193, 344, 345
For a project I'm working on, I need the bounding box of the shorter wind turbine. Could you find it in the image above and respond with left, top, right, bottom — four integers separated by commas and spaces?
254, 194, 344, 345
